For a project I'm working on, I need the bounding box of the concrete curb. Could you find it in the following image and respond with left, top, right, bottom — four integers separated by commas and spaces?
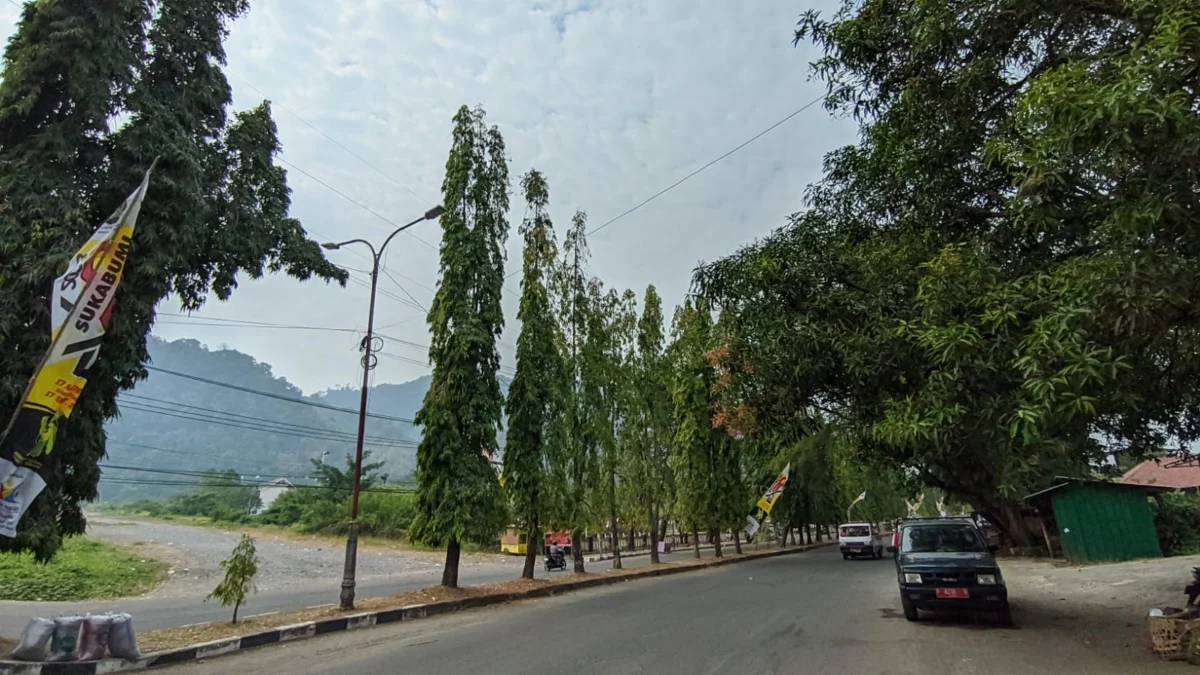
1, 543, 833, 674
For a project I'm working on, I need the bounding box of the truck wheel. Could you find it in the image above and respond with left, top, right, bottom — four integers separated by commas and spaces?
842, 553, 849, 560
997, 604, 1013, 626
902, 598, 919, 622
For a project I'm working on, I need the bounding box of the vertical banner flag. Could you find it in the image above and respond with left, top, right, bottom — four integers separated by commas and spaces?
0, 168, 154, 537
846, 490, 867, 520
744, 463, 790, 541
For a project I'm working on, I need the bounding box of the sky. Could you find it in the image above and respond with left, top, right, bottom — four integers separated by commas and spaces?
1, 0, 857, 395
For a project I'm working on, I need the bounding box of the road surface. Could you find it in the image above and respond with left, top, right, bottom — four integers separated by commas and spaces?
0, 517, 754, 636
161, 547, 1171, 674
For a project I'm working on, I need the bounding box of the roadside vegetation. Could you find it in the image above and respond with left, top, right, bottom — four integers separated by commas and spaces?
111, 453, 421, 543
0, 537, 168, 601
4, 0, 1197, 590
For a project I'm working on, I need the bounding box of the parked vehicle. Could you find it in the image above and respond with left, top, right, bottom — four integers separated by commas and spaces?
838, 522, 884, 560
888, 517, 1011, 625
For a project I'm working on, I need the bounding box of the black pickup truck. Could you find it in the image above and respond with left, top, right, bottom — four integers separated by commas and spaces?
888, 517, 1011, 625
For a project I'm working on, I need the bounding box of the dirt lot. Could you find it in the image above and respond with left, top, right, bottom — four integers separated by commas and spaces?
999, 552, 1200, 661
86, 515, 522, 598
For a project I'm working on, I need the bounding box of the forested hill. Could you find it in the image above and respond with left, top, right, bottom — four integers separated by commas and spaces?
101, 336, 509, 502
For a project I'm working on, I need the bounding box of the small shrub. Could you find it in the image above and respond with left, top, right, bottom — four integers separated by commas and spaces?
205, 535, 259, 623
1153, 491, 1200, 556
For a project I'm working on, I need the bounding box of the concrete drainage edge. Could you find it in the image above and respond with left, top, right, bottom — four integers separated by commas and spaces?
0, 542, 833, 674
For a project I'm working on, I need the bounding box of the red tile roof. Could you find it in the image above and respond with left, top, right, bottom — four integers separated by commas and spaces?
1120, 459, 1200, 490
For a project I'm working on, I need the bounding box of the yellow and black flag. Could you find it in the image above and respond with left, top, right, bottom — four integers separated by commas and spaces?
745, 463, 790, 541
0, 167, 154, 537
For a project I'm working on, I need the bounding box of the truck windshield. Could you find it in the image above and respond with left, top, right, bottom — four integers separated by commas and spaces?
902, 524, 986, 553
840, 525, 870, 537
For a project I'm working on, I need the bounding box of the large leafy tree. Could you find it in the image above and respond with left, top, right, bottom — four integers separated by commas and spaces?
0, 0, 344, 560
697, 0, 1200, 543
503, 169, 563, 580
411, 105, 510, 588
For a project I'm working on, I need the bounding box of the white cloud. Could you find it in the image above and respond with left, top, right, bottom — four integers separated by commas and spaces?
1, 0, 855, 393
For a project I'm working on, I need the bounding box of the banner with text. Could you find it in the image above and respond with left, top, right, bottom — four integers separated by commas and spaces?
0, 169, 153, 537
745, 463, 790, 541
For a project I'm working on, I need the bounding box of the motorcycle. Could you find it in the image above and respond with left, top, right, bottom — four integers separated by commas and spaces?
544, 550, 567, 572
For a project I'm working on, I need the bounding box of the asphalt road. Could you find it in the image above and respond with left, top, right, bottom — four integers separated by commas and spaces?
0, 540, 732, 637
161, 547, 1173, 675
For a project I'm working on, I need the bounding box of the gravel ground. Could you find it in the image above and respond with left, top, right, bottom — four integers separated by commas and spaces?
86, 515, 524, 598
999, 552, 1200, 659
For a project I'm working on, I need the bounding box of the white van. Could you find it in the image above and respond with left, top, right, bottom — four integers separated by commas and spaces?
838, 522, 883, 560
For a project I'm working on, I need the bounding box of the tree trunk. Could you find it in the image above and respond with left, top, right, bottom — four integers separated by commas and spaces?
658, 516, 669, 544
815, 525, 823, 542
733, 528, 742, 554
521, 511, 538, 580
232, 599, 240, 624
789, 527, 797, 546
998, 503, 1035, 548
571, 530, 585, 573
442, 538, 461, 588
692, 527, 701, 558
806, 524, 813, 545
609, 463, 621, 570
627, 527, 635, 552
649, 502, 661, 564
712, 528, 723, 558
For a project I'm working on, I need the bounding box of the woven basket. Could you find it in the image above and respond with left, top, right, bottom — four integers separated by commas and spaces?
1150, 613, 1200, 660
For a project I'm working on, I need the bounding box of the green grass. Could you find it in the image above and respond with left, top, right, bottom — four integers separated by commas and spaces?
0, 537, 169, 601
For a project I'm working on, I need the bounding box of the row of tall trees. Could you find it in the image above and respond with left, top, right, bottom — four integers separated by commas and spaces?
695, 0, 1200, 544
0, 0, 346, 560
409, 104, 884, 587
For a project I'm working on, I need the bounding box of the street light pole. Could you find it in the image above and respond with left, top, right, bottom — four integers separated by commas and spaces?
322, 205, 445, 610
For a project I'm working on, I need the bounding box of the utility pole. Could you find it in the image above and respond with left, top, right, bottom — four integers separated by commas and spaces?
321, 204, 444, 610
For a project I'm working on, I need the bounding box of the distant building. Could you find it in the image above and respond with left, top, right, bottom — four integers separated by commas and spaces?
1120, 459, 1200, 492
254, 478, 294, 514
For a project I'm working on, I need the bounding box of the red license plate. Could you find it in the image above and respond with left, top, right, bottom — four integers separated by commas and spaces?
936, 588, 969, 599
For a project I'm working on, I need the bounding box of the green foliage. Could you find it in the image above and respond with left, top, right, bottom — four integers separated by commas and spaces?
669, 299, 741, 535
0, 0, 345, 560
0, 537, 168, 601
309, 452, 387, 503
1153, 492, 1200, 557
546, 212, 602, 537
356, 490, 417, 538
411, 105, 510, 577
696, 0, 1200, 544
206, 534, 258, 623
503, 168, 563, 574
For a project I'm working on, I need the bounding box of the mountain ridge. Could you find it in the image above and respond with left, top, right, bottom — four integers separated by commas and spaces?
101, 336, 508, 502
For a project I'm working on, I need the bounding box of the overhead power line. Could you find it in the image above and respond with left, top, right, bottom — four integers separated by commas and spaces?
143, 365, 417, 424
274, 156, 437, 251
106, 439, 315, 472
119, 401, 418, 448
501, 90, 835, 281
586, 92, 832, 237
227, 72, 428, 205
120, 393, 410, 445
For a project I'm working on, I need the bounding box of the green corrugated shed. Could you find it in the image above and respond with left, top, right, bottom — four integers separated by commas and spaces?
1026, 479, 1162, 564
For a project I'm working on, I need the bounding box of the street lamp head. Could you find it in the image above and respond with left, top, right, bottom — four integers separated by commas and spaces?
424, 205, 446, 221
321, 242, 341, 251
